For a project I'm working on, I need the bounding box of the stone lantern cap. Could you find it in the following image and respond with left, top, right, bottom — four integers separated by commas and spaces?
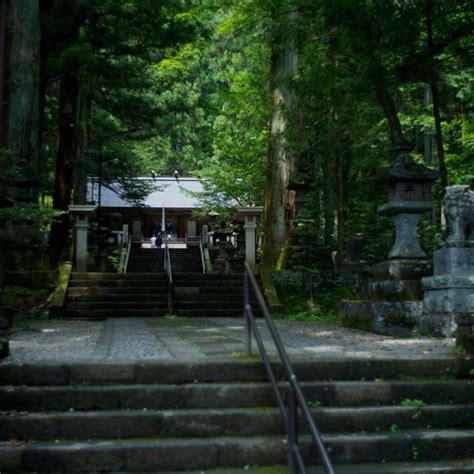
377, 148, 439, 215
68, 204, 97, 223
237, 206, 264, 217
68, 204, 97, 215
377, 148, 439, 185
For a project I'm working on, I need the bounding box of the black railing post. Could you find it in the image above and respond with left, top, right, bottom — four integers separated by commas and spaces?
287, 385, 298, 473
164, 241, 173, 315
243, 268, 251, 356
242, 261, 334, 474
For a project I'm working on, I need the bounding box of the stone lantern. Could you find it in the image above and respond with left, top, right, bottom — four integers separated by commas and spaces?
238, 206, 264, 273
338, 147, 439, 336
69, 204, 97, 272
374, 146, 439, 279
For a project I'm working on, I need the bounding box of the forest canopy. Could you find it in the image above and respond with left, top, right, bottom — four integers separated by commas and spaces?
0, 0, 473, 268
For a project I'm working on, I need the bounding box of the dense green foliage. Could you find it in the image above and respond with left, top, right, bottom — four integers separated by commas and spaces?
1, 0, 473, 270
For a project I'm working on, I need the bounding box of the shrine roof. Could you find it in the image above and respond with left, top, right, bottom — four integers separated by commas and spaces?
87, 176, 205, 209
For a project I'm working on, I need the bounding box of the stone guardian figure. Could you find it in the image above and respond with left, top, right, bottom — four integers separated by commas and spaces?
444, 185, 474, 247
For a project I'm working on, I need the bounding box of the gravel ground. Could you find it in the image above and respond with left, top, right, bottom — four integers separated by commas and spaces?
4, 320, 104, 363
1, 317, 456, 364
213, 318, 456, 359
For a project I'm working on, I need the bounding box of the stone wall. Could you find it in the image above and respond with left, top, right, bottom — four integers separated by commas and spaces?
271, 269, 363, 296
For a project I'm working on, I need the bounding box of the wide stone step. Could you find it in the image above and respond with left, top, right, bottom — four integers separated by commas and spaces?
126, 263, 163, 267
65, 302, 167, 310
67, 287, 168, 295
126, 264, 164, 268
174, 301, 243, 309
175, 294, 250, 303
0, 358, 466, 385
172, 266, 202, 272
68, 280, 168, 287
165, 460, 474, 473
2, 381, 473, 411
126, 271, 164, 274
173, 283, 244, 290
70, 273, 165, 281
175, 309, 244, 317
174, 273, 243, 280
1, 430, 473, 472
183, 289, 250, 297
1, 405, 472, 441
62, 309, 168, 319
66, 293, 168, 302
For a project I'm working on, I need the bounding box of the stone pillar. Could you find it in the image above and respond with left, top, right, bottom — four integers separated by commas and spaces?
208, 231, 214, 249
244, 216, 257, 273
187, 220, 196, 237
238, 207, 263, 274
132, 220, 142, 237
69, 205, 96, 273
202, 225, 209, 246
420, 185, 474, 349
122, 224, 129, 244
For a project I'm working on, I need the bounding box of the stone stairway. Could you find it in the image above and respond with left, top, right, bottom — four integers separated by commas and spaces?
170, 247, 203, 273
174, 273, 251, 317
63, 273, 169, 319
126, 247, 203, 273
0, 357, 473, 472
63, 273, 251, 319
126, 247, 164, 273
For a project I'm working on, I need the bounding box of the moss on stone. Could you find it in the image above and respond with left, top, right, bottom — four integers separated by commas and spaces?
48, 261, 72, 312
260, 266, 282, 311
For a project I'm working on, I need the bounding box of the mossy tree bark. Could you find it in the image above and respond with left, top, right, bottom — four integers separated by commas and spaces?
73, 88, 91, 205
48, 73, 79, 265
6, 0, 40, 170
262, 8, 298, 269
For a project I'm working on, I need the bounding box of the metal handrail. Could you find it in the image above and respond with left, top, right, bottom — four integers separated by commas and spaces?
123, 235, 132, 273
243, 261, 335, 474
164, 240, 173, 314
199, 239, 206, 274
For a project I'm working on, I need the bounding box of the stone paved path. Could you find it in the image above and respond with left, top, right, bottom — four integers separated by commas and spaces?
2, 317, 455, 363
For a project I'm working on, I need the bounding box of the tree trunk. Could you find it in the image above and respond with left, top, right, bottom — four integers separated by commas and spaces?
262, 9, 298, 269
423, 84, 433, 164
426, 13, 448, 191
0, 0, 8, 146
322, 160, 335, 247
367, 37, 405, 149
73, 88, 91, 204
6, 0, 40, 169
335, 135, 344, 264
48, 73, 79, 264
373, 74, 405, 148
38, 0, 53, 155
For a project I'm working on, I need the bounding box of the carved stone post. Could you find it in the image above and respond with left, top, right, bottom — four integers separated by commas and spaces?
238, 207, 263, 274
69, 205, 96, 272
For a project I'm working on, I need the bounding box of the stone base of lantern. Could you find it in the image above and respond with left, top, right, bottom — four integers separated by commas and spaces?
338, 258, 431, 337
338, 146, 439, 337
338, 299, 423, 337
372, 259, 432, 281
